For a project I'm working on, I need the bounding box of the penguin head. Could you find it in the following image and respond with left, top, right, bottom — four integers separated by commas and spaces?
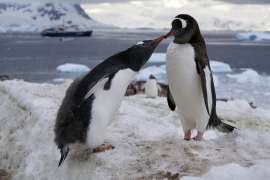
165, 14, 200, 44
126, 36, 164, 71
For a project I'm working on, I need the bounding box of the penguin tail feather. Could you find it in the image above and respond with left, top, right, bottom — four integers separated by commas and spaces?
216, 121, 236, 133
58, 146, 70, 167
208, 112, 237, 133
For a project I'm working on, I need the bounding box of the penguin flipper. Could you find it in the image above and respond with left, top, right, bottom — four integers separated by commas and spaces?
58, 146, 70, 167
196, 60, 211, 115
167, 87, 176, 111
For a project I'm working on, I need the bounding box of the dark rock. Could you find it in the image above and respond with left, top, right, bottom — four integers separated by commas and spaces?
0, 75, 10, 81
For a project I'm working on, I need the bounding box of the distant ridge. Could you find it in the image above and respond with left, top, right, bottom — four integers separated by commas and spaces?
0, 3, 111, 32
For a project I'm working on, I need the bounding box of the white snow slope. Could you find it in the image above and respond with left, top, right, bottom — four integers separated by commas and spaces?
0, 3, 107, 33
0, 80, 270, 180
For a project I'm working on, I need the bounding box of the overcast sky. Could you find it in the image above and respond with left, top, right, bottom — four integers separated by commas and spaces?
1, 0, 269, 30
81, 0, 270, 30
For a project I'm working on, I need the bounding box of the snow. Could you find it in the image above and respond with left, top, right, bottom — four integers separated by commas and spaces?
56, 63, 90, 73
236, 32, 270, 41
227, 69, 260, 84
1, 80, 270, 179
182, 160, 270, 180
136, 65, 166, 82
148, 53, 166, 63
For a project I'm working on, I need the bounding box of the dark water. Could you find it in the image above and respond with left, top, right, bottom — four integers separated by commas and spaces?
0, 31, 270, 82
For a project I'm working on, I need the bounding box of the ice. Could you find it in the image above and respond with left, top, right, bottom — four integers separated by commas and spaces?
227, 69, 260, 84
56, 63, 90, 73
1, 80, 270, 179
182, 160, 270, 180
148, 53, 232, 74
236, 32, 270, 41
210, 61, 232, 73
136, 65, 166, 82
148, 53, 166, 63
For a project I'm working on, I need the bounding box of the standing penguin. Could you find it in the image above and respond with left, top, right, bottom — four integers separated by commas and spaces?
144, 74, 160, 98
165, 14, 235, 141
55, 36, 164, 166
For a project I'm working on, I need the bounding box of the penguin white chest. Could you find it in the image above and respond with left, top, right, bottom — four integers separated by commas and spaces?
145, 79, 158, 98
87, 69, 136, 148
166, 42, 209, 132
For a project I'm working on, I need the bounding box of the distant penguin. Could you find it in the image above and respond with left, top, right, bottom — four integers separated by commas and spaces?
54, 36, 164, 166
165, 14, 235, 141
144, 74, 160, 98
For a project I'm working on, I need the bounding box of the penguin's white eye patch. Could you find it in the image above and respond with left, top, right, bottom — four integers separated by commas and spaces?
174, 18, 187, 28
136, 41, 144, 45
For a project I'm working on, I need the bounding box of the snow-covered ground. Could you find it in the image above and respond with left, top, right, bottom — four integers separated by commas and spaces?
0, 80, 270, 180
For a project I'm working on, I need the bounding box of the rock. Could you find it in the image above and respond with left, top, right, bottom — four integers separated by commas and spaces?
0, 169, 12, 180
0, 75, 10, 81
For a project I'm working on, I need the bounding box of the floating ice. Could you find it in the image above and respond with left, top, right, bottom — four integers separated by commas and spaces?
56, 63, 90, 73
210, 60, 232, 73
227, 69, 260, 84
136, 65, 166, 81
236, 32, 270, 41
148, 53, 166, 63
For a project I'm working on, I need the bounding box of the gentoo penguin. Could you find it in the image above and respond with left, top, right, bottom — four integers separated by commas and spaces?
144, 74, 160, 98
54, 36, 164, 166
165, 14, 235, 141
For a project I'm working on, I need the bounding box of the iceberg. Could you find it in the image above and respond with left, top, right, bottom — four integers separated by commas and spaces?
56, 63, 90, 73
236, 32, 270, 41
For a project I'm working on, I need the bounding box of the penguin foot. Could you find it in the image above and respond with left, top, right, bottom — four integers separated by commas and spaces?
92, 144, 115, 153
184, 130, 192, 141
192, 132, 204, 141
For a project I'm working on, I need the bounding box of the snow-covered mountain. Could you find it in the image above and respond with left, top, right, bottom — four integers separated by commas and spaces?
0, 3, 109, 33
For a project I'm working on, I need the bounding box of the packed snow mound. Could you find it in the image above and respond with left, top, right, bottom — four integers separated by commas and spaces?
236, 32, 270, 41
0, 3, 107, 32
227, 69, 260, 84
1, 80, 270, 180
56, 63, 90, 73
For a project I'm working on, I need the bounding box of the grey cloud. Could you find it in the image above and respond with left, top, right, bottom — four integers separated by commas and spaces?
215, 0, 270, 4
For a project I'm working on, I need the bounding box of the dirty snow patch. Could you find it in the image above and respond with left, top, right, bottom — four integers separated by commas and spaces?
182, 160, 270, 180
